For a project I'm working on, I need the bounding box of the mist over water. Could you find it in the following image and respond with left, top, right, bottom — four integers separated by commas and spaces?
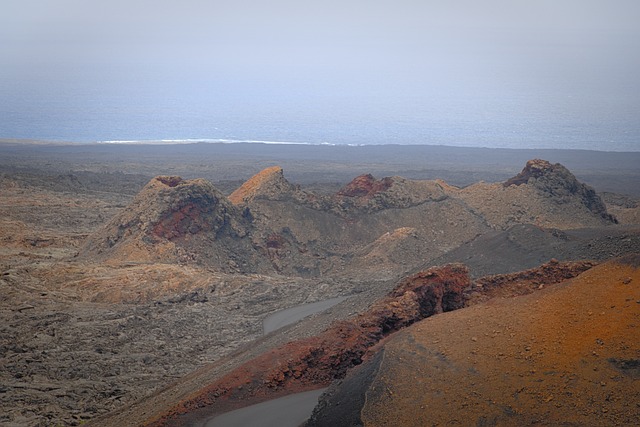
3, 68, 638, 152
1, 1, 639, 151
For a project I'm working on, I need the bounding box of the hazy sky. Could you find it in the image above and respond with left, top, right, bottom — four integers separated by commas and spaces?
1, 0, 640, 149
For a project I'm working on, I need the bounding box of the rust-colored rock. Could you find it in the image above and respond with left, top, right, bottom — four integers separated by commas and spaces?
78, 176, 259, 271
337, 174, 394, 198
392, 263, 469, 315
228, 166, 295, 205
145, 264, 471, 426
349, 259, 640, 427
467, 259, 598, 304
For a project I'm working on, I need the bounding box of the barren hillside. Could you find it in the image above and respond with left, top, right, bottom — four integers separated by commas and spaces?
0, 153, 638, 427
81, 159, 621, 279
309, 256, 640, 426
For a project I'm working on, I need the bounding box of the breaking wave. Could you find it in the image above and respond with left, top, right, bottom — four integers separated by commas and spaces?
96, 138, 360, 146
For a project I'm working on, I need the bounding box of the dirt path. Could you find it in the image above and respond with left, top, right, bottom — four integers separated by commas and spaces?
85, 288, 386, 427
263, 296, 349, 334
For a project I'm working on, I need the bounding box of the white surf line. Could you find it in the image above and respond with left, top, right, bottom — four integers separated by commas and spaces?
95, 138, 332, 145
262, 296, 349, 335
93, 138, 370, 146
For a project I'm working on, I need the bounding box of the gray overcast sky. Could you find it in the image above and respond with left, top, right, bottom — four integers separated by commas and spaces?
5, 1, 639, 71
1, 0, 640, 149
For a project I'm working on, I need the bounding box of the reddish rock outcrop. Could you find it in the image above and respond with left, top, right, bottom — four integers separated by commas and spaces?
151, 187, 229, 240
391, 264, 468, 315
337, 174, 394, 198
324, 258, 640, 427
79, 176, 259, 270
466, 259, 597, 304
146, 264, 471, 426
228, 166, 296, 205
334, 174, 447, 213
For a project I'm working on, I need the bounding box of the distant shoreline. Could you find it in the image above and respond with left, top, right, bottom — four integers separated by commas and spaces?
1, 137, 639, 153
2, 137, 639, 197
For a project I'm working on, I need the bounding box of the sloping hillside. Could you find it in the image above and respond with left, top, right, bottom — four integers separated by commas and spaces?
79, 176, 268, 272
80, 159, 616, 278
309, 256, 640, 426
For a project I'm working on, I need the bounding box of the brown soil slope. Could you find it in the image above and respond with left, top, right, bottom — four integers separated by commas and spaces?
326, 256, 639, 426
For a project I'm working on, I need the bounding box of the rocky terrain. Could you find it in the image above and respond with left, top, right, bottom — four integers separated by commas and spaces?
0, 142, 639, 426
148, 260, 599, 427
309, 255, 640, 426
79, 159, 627, 280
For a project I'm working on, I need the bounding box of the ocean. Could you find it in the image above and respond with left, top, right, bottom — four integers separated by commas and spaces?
1, 71, 639, 152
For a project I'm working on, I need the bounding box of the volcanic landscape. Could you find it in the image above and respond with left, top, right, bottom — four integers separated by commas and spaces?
0, 141, 638, 426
